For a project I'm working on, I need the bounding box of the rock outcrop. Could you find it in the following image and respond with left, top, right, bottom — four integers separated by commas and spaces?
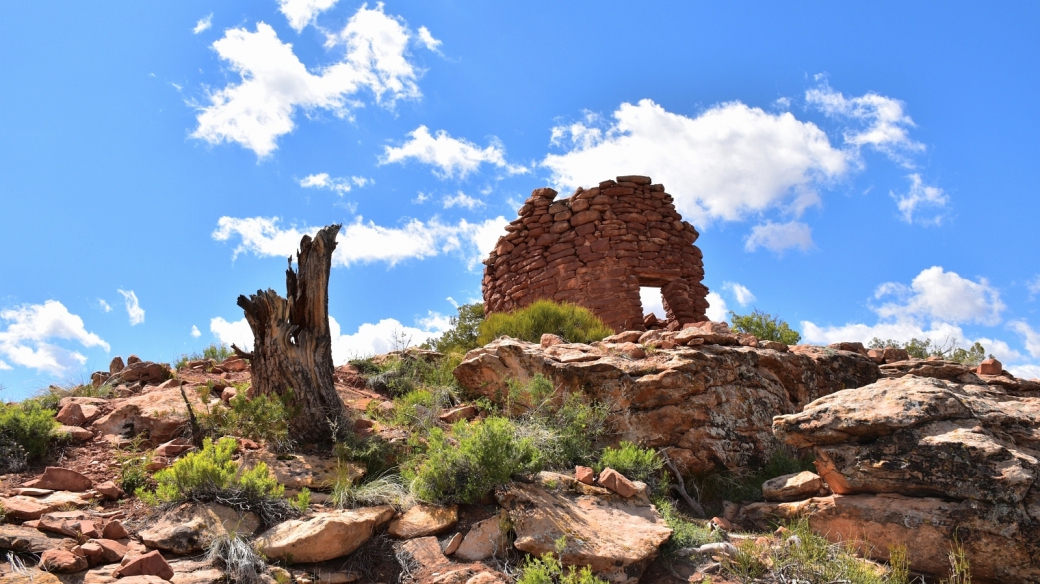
482, 176, 709, 332
454, 334, 879, 473
748, 375, 1040, 583
254, 507, 395, 563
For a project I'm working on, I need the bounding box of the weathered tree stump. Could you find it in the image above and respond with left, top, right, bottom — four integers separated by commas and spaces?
234, 224, 348, 445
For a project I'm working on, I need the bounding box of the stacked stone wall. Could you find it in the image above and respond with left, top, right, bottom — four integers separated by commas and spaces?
481, 175, 709, 332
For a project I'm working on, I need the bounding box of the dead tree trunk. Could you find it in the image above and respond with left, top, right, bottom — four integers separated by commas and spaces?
235, 224, 348, 445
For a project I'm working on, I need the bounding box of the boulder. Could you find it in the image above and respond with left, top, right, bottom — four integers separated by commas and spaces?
0, 491, 92, 520
93, 538, 128, 563
879, 358, 984, 384
0, 524, 67, 553
55, 402, 101, 426
139, 503, 260, 555
23, 467, 92, 492
978, 358, 1003, 375
240, 451, 364, 490
597, 468, 638, 498
453, 515, 509, 562
439, 405, 477, 424
102, 519, 129, 540
108, 361, 170, 386
90, 387, 204, 442
453, 337, 878, 474
762, 471, 824, 502
254, 507, 395, 563
388, 504, 458, 539
110, 356, 125, 374
95, 481, 125, 500
39, 548, 88, 573
575, 466, 594, 485
496, 481, 672, 584
55, 425, 94, 441
113, 550, 174, 581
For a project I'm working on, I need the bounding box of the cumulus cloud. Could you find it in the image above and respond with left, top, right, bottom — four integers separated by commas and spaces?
417, 26, 442, 52
0, 300, 109, 375
193, 14, 213, 34
640, 287, 666, 319
1028, 275, 1040, 300
191, 325, 202, 338
299, 173, 370, 195
1008, 364, 1040, 380
212, 215, 508, 269
278, 0, 338, 32
873, 267, 1004, 326
443, 192, 485, 210
893, 174, 948, 225
1010, 320, 1040, 359
801, 319, 966, 348
723, 282, 756, 306
98, 299, 112, 313
744, 221, 814, 254
211, 314, 449, 363
381, 126, 528, 178
211, 317, 254, 350
193, 4, 427, 157
705, 291, 728, 322
0, 359, 10, 370
806, 80, 924, 163
543, 99, 849, 227
117, 290, 145, 326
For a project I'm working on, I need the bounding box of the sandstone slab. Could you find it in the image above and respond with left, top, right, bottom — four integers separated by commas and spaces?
453, 515, 508, 562
139, 503, 260, 555
254, 507, 395, 563
0, 491, 92, 520
762, 471, 824, 502
388, 504, 458, 539
24, 467, 92, 492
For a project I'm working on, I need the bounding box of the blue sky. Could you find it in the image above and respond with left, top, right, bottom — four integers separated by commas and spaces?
2, 1, 1039, 399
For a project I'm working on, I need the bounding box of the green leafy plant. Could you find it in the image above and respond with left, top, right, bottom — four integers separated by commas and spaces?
0, 399, 59, 472
196, 390, 294, 449
941, 539, 971, 584
655, 498, 721, 553
289, 488, 311, 513
596, 441, 662, 484
507, 375, 610, 470
888, 544, 911, 584
754, 518, 892, 584
516, 537, 609, 584
139, 437, 292, 524
477, 300, 613, 346
729, 309, 801, 344
426, 302, 486, 354
407, 416, 541, 504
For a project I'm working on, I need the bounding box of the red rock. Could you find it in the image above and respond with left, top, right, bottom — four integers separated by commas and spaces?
439, 405, 477, 424
110, 356, 125, 374
220, 387, 237, 404
113, 550, 174, 580
117, 577, 168, 584
154, 438, 193, 458
978, 358, 1002, 375
24, 467, 92, 492
75, 541, 105, 566
94, 538, 128, 563
597, 468, 638, 498
55, 402, 100, 426
540, 333, 566, 348
101, 519, 129, 540
95, 481, 125, 500
40, 548, 88, 573
709, 516, 734, 531
222, 357, 249, 372
574, 466, 594, 485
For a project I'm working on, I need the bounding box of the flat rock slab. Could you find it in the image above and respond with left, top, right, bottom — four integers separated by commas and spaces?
762, 471, 824, 502
255, 506, 395, 563
496, 482, 672, 584
388, 504, 458, 539
24, 467, 92, 492
0, 491, 93, 520
139, 503, 260, 555
0, 524, 69, 553
240, 451, 364, 490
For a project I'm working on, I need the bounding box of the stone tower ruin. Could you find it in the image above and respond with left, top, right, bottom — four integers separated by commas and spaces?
481, 175, 709, 332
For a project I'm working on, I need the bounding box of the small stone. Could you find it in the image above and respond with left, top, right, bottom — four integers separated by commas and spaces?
94, 538, 129, 563
453, 516, 508, 562
597, 468, 638, 498
112, 550, 174, 580
102, 519, 129, 540
220, 387, 237, 404
574, 466, 594, 485
23, 467, 92, 492
442, 532, 463, 555
95, 481, 125, 500
76, 541, 105, 567
709, 516, 734, 531
540, 334, 566, 348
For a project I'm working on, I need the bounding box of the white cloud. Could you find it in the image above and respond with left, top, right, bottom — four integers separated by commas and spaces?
417, 26, 442, 53
278, 0, 338, 32
801, 319, 966, 348
413, 192, 430, 204
874, 267, 1004, 326
705, 291, 728, 322
723, 282, 756, 306
893, 173, 948, 225
640, 287, 666, 319
1008, 364, 1040, 380
212, 215, 509, 269
806, 80, 925, 163
211, 317, 254, 351
330, 315, 449, 362
193, 4, 421, 157
1010, 321, 1040, 359
543, 99, 849, 226
381, 126, 528, 178
1028, 275, 1040, 300
191, 325, 202, 338
0, 300, 109, 376
443, 192, 485, 210
744, 221, 814, 253
299, 173, 370, 195
98, 299, 112, 313
117, 290, 145, 326
193, 14, 213, 34
972, 337, 1023, 363
0, 359, 10, 370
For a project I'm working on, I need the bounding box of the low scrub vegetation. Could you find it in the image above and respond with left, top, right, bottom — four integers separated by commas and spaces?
516, 537, 609, 584
595, 441, 662, 484
195, 385, 293, 450
138, 437, 293, 524
0, 399, 59, 473
176, 343, 233, 370
869, 337, 989, 367
730, 309, 801, 344
691, 449, 815, 514
426, 302, 485, 354
476, 300, 613, 346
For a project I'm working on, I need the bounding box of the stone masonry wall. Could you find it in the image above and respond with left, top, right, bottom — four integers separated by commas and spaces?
481, 175, 709, 332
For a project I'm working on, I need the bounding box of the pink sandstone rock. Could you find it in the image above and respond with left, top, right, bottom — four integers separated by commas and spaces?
978, 358, 1002, 375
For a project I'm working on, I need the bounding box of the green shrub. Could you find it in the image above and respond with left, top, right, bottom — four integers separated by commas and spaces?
692, 450, 815, 513
140, 437, 290, 523
729, 309, 801, 344
408, 416, 541, 504
334, 433, 398, 479
289, 488, 311, 513
477, 300, 613, 346
427, 303, 485, 354
869, 337, 988, 367
507, 375, 609, 470
516, 537, 609, 584
655, 498, 720, 552
746, 518, 890, 584
176, 343, 233, 370
366, 352, 462, 398
195, 389, 293, 449
115, 439, 154, 494
596, 441, 662, 484
0, 400, 59, 471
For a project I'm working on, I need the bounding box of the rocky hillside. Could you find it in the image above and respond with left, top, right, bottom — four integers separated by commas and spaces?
0, 322, 1038, 583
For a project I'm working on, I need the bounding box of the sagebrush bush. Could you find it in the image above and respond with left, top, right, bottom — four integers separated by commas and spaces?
729, 309, 801, 345
207, 533, 266, 584
0, 400, 59, 471
477, 300, 613, 346
195, 388, 293, 449
596, 441, 662, 484
408, 416, 541, 504
507, 375, 609, 469
140, 437, 291, 523
516, 537, 609, 584
176, 343, 233, 370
